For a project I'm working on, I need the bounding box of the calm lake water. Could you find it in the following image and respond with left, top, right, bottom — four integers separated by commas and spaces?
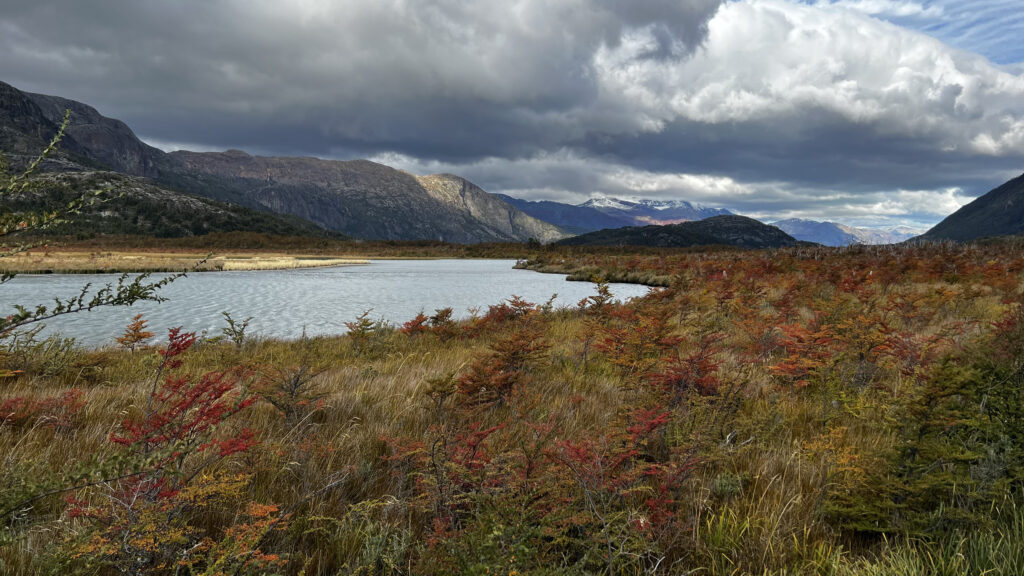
0, 259, 650, 347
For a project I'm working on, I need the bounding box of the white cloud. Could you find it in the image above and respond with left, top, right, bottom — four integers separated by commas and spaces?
592, 0, 1024, 156
815, 0, 944, 18
4, 0, 1024, 229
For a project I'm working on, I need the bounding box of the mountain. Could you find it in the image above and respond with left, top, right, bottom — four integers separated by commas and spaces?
0, 80, 567, 243
495, 195, 634, 234
2, 170, 331, 238
556, 215, 800, 249
0, 80, 89, 162
772, 219, 860, 247
580, 195, 732, 225
0, 82, 330, 238
921, 174, 1024, 242
841, 224, 921, 245
772, 219, 922, 246
25, 91, 168, 177
163, 152, 567, 243
496, 193, 732, 234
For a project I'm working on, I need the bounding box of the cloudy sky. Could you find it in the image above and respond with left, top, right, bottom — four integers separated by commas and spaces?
2, 0, 1023, 229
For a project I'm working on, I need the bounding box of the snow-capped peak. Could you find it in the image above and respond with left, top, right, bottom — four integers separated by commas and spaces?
580, 194, 636, 211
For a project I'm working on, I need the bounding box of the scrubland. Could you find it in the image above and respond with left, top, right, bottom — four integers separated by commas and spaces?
2, 242, 1024, 575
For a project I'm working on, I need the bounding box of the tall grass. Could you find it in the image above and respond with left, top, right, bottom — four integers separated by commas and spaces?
2, 242, 1024, 574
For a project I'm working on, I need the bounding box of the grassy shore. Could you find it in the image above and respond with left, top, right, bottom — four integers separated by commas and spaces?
0, 249, 370, 274
2, 242, 1024, 575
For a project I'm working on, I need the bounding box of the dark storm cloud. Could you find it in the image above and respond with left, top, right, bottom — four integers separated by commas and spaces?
2, 0, 1024, 227
0, 0, 720, 156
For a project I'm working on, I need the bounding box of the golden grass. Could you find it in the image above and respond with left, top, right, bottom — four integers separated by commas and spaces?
0, 250, 369, 273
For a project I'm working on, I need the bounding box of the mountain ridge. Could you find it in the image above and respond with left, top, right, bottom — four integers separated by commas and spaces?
556, 215, 800, 249
773, 218, 922, 246
499, 193, 733, 234
921, 173, 1024, 242
0, 80, 568, 244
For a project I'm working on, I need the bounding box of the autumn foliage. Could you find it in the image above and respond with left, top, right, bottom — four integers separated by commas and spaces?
4, 241, 1024, 575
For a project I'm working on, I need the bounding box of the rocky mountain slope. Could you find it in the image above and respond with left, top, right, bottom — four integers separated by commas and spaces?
1, 80, 566, 243
26, 91, 168, 177
164, 151, 566, 243
921, 173, 1024, 242
1, 82, 330, 238
556, 215, 800, 249
1, 170, 330, 238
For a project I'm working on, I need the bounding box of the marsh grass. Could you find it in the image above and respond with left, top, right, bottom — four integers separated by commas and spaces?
2, 243, 1024, 574
0, 250, 369, 274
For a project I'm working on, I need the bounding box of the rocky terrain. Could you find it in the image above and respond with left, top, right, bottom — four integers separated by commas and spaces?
3, 170, 329, 238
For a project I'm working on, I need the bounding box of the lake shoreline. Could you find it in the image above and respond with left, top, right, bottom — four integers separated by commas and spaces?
0, 250, 371, 274
1, 259, 650, 348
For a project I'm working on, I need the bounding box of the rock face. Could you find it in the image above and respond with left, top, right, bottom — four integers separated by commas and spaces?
0, 80, 568, 243
921, 173, 1024, 242
556, 215, 800, 249
0, 81, 88, 160
417, 175, 566, 243
26, 92, 167, 177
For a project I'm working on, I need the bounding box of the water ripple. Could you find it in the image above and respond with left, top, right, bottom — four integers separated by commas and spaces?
0, 260, 651, 347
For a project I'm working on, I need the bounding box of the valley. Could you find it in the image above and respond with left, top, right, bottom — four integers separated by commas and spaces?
4, 52, 1024, 576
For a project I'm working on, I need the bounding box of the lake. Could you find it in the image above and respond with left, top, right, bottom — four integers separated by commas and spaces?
0, 259, 651, 347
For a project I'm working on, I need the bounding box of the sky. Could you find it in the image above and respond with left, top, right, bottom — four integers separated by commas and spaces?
1, 0, 1023, 229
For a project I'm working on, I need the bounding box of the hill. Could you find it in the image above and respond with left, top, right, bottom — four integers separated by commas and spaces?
556, 215, 800, 249
921, 173, 1024, 242
1, 170, 331, 238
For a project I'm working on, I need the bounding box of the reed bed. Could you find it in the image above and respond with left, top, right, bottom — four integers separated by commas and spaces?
0, 250, 370, 274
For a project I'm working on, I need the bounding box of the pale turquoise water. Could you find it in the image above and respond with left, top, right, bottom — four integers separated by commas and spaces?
0, 259, 650, 347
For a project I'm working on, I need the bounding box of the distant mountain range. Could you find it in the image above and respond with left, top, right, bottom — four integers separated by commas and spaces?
500, 193, 733, 234
0, 80, 566, 243
556, 215, 800, 249
580, 195, 733, 225
772, 219, 922, 246
495, 195, 632, 234
921, 173, 1024, 242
